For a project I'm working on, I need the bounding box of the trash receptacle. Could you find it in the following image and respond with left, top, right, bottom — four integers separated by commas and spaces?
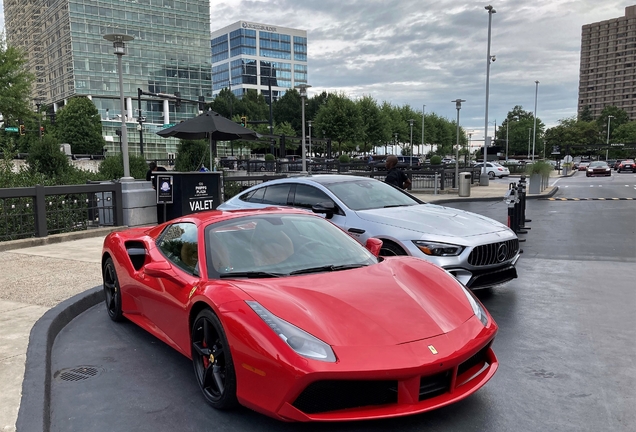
458, 172, 471, 197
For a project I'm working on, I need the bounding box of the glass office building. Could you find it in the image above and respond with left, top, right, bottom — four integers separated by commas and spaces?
3, 0, 212, 159
211, 21, 307, 104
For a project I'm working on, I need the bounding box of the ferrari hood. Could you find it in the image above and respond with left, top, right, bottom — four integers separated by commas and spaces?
235, 258, 475, 347
356, 204, 509, 238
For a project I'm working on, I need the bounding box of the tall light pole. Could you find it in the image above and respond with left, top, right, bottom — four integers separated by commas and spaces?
422, 104, 426, 155
408, 119, 414, 166
532, 80, 539, 161
104, 33, 134, 180
295, 84, 311, 174
481, 5, 496, 186
606, 115, 614, 160
452, 99, 466, 186
527, 128, 531, 159
307, 120, 312, 172
505, 120, 509, 162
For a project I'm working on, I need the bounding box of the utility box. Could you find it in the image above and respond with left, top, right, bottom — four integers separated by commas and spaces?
458, 172, 471, 197
60, 143, 72, 155
156, 172, 222, 223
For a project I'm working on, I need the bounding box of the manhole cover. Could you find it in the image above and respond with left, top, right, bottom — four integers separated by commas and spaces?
54, 366, 102, 382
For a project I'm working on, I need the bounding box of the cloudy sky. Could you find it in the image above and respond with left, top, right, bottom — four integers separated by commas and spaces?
0, 1, 631, 141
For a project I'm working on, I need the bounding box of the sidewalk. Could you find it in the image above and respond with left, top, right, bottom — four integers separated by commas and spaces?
0, 177, 560, 432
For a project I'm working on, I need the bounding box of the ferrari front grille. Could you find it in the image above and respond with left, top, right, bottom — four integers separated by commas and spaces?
292, 380, 398, 414
468, 239, 519, 267
418, 371, 452, 401
458, 343, 491, 378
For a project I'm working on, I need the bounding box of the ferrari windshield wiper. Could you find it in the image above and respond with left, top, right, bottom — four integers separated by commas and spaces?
384, 204, 410, 208
289, 263, 368, 275
219, 271, 285, 279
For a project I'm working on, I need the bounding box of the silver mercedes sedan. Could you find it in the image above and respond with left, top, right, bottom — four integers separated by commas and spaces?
218, 175, 520, 289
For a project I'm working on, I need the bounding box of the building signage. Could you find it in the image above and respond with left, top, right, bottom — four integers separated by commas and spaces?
188, 181, 214, 212
156, 175, 174, 204
242, 22, 277, 32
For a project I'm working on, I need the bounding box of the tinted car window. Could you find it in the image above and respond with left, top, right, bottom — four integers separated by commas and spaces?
157, 222, 199, 275
327, 178, 420, 211
293, 184, 333, 209
261, 184, 292, 205
240, 187, 266, 203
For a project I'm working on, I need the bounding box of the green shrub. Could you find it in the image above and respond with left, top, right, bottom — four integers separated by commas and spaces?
175, 140, 209, 171
430, 155, 442, 165
526, 160, 553, 177
338, 154, 350, 163
223, 180, 243, 200
264, 153, 275, 161
98, 153, 148, 180
26, 135, 70, 177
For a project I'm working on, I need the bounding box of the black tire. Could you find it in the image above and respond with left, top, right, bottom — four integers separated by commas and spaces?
191, 309, 238, 410
618, 169, 621, 173
488, 171, 495, 179
102, 257, 124, 322
379, 241, 407, 257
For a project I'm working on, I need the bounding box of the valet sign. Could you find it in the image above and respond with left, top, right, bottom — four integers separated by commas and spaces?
188, 181, 214, 212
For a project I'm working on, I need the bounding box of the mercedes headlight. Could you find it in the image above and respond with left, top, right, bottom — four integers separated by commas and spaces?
460, 286, 489, 326
246, 301, 336, 362
413, 241, 464, 257
587, 168, 593, 172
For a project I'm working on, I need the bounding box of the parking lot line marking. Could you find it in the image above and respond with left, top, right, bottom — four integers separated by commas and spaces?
543, 197, 634, 201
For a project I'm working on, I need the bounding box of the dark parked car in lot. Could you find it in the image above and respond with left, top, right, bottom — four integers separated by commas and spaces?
372, 156, 423, 170
617, 159, 635, 173
586, 161, 611, 177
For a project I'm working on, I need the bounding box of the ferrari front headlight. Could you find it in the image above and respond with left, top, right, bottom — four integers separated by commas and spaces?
460, 286, 489, 326
413, 241, 464, 257
246, 301, 336, 362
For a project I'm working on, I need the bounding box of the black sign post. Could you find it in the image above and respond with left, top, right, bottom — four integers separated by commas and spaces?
156, 175, 173, 223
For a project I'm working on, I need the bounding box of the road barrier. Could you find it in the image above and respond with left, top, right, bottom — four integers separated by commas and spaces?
505, 174, 532, 244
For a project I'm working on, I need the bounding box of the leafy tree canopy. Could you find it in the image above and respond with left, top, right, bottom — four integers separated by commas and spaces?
54, 96, 105, 154
0, 35, 35, 126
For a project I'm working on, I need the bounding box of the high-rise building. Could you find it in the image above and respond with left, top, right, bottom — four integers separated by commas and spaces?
210, 21, 308, 104
578, 5, 636, 120
3, 0, 212, 159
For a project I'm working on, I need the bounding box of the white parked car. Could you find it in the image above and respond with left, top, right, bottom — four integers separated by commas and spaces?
474, 162, 511, 178
219, 175, 520, 289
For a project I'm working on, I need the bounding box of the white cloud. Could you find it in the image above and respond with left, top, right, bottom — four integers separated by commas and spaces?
210, 0, 628, 140
0, 0, 629, 140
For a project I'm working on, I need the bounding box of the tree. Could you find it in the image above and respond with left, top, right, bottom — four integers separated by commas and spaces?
54, 96, 106, 154
597, 106, 629, 136
98, 153, 148, 179
26, 135, 69, 177
174, 139, 209, 171
313, 93, 360, 156
0, 35, 35, 127
579, 105, 594, 122
208, 87, 239, 119
234, 89, 269, 125
356, 96, 390, 154
273, 89, 302, 135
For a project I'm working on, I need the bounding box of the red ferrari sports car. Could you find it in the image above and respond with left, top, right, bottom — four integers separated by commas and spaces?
102, 208, 498, 422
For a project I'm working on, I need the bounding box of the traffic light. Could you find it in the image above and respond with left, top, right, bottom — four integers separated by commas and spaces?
240, 116, 247, 127
174, 91, 181, 108
198, 96, 206, 111
40, 126, 45, 135
19, 124, 25, 136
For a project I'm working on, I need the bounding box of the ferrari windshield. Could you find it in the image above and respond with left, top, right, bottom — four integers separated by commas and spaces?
324, 178, 421, 211
205, 213, 377, 278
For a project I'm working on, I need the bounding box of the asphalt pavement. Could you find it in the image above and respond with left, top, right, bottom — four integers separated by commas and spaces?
0, 174, 561, 432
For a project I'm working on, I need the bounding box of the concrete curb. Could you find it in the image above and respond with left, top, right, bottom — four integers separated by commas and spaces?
0, 227, 122, 252
16, 286, 103, 432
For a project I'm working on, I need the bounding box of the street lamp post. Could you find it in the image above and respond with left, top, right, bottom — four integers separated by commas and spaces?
452, 99, 466, 187
527, 128, 531, 159
532, 80, 539, 161
394, 133, 398, 155
606, 115, 615, 160
104, 33, 134, 180
408, 119, 414, 166
422, 104, 426, 155
481, 5, 496, 186
308, 120, 312, 172
505, 120, 509, 162
35, 100, 43, 141
295, 84, 311, 174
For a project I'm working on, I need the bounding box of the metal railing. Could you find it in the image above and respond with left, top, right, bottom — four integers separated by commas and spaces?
0, 183, 123, 242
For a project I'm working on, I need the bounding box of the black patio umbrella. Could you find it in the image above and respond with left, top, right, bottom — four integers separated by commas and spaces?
156, 110, 259, 168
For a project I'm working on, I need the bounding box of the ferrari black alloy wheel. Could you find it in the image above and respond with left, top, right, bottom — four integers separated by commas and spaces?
102, 257, 124, 322
192, 309, 238, 410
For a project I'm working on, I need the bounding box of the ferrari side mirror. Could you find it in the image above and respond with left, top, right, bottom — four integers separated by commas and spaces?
365, 238, 383, 257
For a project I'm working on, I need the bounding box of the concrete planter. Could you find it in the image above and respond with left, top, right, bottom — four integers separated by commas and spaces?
529, 173, 542, 194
